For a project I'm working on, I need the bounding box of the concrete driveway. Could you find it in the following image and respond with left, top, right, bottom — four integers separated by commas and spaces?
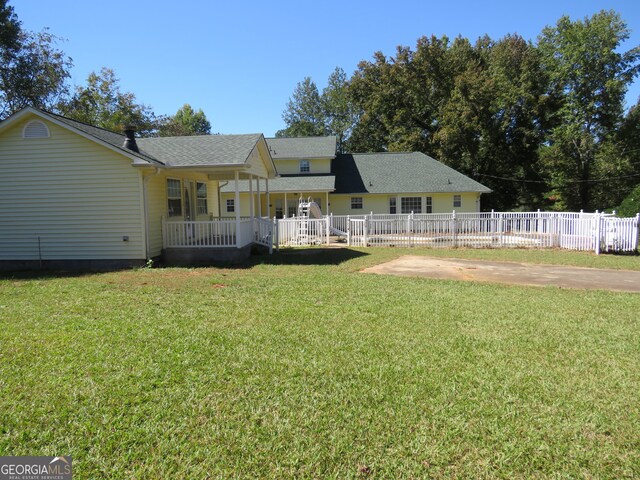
362, 255, 640, 292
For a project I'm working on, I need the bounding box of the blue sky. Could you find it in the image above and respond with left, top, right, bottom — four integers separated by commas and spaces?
15, 0, 640, 136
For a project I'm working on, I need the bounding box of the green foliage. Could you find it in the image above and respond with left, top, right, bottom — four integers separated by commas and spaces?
322, 67, 356, 153
58, 67, 158, 136
538, 10, 640, 210
158, 103, 211, 137
617, 183, 640, 216
277, 77, 326, 138
282, 10, 640, 212
0, 16, 72, 118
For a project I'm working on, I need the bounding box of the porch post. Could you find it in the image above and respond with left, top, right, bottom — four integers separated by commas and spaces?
284, 192, 288, 218
235, 171, 241, 248
325, 191, 329, 214
249, 174, 254, 219
257, 177, 262, 218
266, 177, 270, 218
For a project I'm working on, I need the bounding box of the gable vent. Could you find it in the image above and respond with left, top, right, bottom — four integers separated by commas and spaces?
23, 120, 50, 139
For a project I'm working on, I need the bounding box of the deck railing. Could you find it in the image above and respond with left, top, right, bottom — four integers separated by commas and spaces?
162, 218, 261, 249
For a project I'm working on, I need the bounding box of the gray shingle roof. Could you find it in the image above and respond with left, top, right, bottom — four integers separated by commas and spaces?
266, 136, 337, 159
333, 152, 491, 194
137, 134, 263, 166
44, 110, 162, 164
220, 175, 335, 193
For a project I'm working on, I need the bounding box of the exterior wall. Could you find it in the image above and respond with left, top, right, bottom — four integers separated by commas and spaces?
219, 191, 482, 217
329, 192, 482, 215
145, 171, 219, 258
0, 116, 146, 261
273, 157, 332, 175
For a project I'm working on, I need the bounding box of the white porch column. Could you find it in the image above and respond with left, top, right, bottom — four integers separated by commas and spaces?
266, 177, 270, 218
249, 174, 254, 219
257, 177, 262, 218
234, 171, 241, 248
284, 192, 288, 217
325, 191, 329, 214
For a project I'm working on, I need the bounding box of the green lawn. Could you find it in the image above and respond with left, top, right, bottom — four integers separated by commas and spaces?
1, 248, 639, 478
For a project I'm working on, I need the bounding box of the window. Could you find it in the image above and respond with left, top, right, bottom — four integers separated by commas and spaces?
167, 179, 182, 217
389, 197, 397, 214
23, 120, 50, 139
299, 160, 310, 173
275, 199, 283, 218
226, 199, 235, 213
401, 196, 421, 214
425, 196, 433, 214
196, 182, 208, 214
351, 197, 363, 210
453, 195, 461, 208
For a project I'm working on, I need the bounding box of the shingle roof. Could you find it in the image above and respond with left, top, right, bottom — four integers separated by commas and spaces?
36, 109, 264, 167
220, 175, 335, 193
43, 110, 162, 164
332, 152, 491, 194
266, 136, 337, 159
137, 134, 263, 166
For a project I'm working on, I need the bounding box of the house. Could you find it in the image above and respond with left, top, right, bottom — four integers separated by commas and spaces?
0, 107, 276, 269
220, 136, 491, 217
0, 107, 490, 269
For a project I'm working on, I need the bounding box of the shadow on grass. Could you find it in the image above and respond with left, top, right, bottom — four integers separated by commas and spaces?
246, 247, 370, 267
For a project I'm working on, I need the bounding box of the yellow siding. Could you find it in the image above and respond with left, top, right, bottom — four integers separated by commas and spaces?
274, 157, 331, 175
145, 171, 219, 257
0, 116, 146, 260
329, 193, 481, 215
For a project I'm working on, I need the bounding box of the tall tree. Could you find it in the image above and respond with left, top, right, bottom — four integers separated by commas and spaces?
158, 103, 211, 136
1, 0, 72, 118
538, 10, 640, 210
276, 77, 326, 137
58, 68, 158, 136
321, 67, 356, 152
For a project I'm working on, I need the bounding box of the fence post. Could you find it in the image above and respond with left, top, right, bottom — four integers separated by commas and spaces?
325, 214, 330, 245
452, 210, 457, 248
347, 215, 351, 247
409, 211, 414, 247
364, 214, 369, 246
594, 212, 601, 255
274, 218, 279, 252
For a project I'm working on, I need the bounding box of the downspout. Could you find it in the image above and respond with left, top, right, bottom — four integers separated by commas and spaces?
142, 168, 161, 259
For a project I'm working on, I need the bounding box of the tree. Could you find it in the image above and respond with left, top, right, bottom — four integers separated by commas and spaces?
1, 0, 72, 118
538, 10, 640, 210
58, 68, 158, 136
158, 103, 211, 136
276, 77, 326, 137
321, 67, 356, 152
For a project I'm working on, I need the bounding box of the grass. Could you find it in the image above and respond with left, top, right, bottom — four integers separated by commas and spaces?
1, 248, 639, 478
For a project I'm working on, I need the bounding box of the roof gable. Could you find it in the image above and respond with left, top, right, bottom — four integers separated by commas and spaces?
266, 136, 337, 159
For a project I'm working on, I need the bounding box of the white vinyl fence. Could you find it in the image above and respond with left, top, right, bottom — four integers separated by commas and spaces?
276, 211, 639, 254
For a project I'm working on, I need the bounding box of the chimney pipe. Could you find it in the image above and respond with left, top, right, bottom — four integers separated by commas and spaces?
123, 125, 139, 153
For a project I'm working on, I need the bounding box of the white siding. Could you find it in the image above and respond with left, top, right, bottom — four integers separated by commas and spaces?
0, 116, 146, 260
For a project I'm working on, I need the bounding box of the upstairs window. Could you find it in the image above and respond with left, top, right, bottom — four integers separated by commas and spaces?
167, 179, 182, 217
453, 195, 461, 208
351, 197, 363, 210
299, 159, 310, 173
23, 120, 50, 139
196, 182, 208, 214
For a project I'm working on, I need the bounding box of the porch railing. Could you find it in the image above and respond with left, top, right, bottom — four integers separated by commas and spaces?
162, 218, 259, 249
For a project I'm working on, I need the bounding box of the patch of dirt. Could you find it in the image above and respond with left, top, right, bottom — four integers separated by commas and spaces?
362, 255, 640, 292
